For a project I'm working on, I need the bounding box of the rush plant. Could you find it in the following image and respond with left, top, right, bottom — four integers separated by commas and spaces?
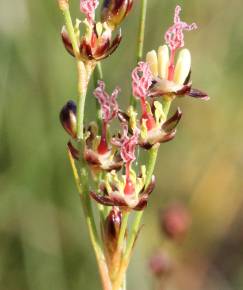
57, 1, 208, 289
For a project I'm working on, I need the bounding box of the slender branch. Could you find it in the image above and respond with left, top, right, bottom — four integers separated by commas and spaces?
68, 151, 112, 290
76, 60, 110, 288
117, 212, 129, 251
58, 1, 91, 141
126, 99, 172, 251
58, 3, 110, 289
114, 99, 173, 290
112, 154, 159, 290
96, 62, 104, 80
82, 192, 112, 290
58, 1, 80, 59
162, 99, 172, 117
136, 0, 148, 63
93, 62, 103, 131
112, 2, 149, 289
76, 61, 87, 141
68, 149, 82, 193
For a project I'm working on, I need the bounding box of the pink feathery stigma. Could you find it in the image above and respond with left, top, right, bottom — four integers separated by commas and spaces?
94, 81, 120, 124
80, 0, 99, 23
131, 62, 156, 130
112, 126, 139, 164
165, 5, 197, 51
132, 62, 153, 100
113, 126, 139, 195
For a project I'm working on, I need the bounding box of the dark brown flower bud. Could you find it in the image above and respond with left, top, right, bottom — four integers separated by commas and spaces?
149, 251, 172, 278
101, 0, 133, 29
60, 101, 77, 138
102, 208, 123, 278
103, 207, 122, 255
160, 203, 191, 240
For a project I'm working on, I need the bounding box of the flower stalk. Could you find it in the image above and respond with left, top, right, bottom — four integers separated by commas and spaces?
137, 0, 148, 63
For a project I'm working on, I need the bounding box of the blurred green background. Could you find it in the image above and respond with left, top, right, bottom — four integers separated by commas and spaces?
1, 0, 243, 289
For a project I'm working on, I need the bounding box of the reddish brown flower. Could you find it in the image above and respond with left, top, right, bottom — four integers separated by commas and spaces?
83, 82, 123, 172
90, 174, 155, 211
90, 126, 156, 211
149, 75, 208, 100
61, 23, 122, 61
139, 107, 182, 150
146, 6, 208, 101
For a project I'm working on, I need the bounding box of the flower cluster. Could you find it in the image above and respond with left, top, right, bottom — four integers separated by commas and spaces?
60, 4, 208, 213
61, 0, 133, 61
58, 3, 209, 289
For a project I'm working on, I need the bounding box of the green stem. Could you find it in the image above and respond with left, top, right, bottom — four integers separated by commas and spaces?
112, 3, 150, 288
128, 99, 172, 245
115, 100, 173, 290
124, 211, 142, 260
59, 3, 111, 289
96, 62, 104, 80
117, 212, 129, 251
162, 99, 172, 116
80, 170, 100, 255
60, 3, 90, 141
68, 152, 111, 290
137, 0, 148, 63
93, 62, 103, 87
80, 170, 112, 290
130, 0, 148, 107
96, 173, 106, 223
60, 2, 80, 59
113, 151, 159, 290
93, 62, 103, 132
76, 61, 88, 141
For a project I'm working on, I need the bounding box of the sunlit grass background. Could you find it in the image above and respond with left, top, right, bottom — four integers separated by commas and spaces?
1, 0, 243, 289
